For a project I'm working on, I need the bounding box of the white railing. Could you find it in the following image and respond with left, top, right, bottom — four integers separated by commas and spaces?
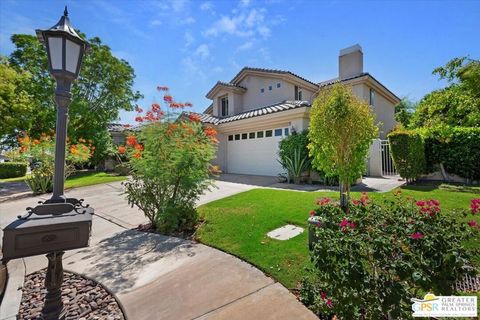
380, 140, 397, 176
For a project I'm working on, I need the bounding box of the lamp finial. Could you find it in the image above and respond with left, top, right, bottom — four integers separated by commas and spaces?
64, 6, 68, 17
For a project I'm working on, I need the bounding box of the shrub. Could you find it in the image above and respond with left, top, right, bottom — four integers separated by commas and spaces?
388, 130, 425, 183
122, 87, 217, 234
0, 162, 27, 179
114, 163, 130, 176
279, 130, 310, 165
301, 193, 477, 319
309, 84, 377, 208
278, 148, 310, 184
421, 126, 480, 181
16, 134, 92, 194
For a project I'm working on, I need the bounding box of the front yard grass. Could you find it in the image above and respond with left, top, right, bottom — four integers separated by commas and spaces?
196, 183, 480, 290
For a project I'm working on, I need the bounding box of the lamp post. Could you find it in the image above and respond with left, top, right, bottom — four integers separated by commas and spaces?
36, 6, 89, 202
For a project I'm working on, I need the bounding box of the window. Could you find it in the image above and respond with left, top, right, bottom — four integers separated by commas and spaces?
294, 86, 303, 100
220, 96, 229, 116
277, 83, 281, 88
274, 128, 282, 136
235, 134, 240, 140
228, 135, 233, 141
265, 130, 273, 137
269, 85, 272, 91
284, 128, 289, 136
249, 132, 255, 139
369, 88, 375, 106
242, 133, 248, 140
257, 131, 264, 138
260, 88, 265, 93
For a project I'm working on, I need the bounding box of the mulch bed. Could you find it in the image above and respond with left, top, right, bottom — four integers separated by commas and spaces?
18, 269, 125, 320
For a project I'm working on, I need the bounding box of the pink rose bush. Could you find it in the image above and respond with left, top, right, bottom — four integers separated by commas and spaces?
301, 192, 478, 319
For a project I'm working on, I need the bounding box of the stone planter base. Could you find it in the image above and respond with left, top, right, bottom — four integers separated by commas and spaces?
307, 216, 321, 250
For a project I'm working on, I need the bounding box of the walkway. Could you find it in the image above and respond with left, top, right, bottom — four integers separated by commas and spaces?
0, 181, 317, 320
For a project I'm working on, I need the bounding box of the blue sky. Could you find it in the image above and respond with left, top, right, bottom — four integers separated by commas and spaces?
1, 0, 479, 124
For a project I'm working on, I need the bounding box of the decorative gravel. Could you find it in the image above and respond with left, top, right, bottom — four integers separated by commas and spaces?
18, 269, 125, 320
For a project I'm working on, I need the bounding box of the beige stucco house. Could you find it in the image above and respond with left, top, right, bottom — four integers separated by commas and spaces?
189, 44, 400, 177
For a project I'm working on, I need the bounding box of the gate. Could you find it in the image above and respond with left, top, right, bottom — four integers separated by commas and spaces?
380, 140, 397, 176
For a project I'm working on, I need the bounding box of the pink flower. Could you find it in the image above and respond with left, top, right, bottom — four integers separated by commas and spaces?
320, 292, 327, 300
410, 232, 424, 240
326, 299, 333, 308
316, 197, 332, 206
471, 199, 480, 215
349, 222, 356, 229
309, 210, 316, 217
467, 221, 477, 228
416, 200, 426, 207
352, 199, 360, 206
339, 219, 349, 228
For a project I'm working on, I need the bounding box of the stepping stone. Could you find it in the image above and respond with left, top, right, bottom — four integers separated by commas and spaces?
267, 224, 304, 241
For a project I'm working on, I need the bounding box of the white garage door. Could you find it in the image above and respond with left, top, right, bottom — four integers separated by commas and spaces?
226, 128, 288, 176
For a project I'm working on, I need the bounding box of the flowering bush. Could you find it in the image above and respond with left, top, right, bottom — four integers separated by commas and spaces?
17, 133, 92, 194
301, 192, 478, 319
121, 86, 218, 234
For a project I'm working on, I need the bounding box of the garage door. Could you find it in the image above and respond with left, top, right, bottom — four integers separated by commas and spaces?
226, 128, 288, 176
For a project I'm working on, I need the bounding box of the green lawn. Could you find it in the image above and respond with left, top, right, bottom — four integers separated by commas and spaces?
0, 171, 126, 189
196, 183, 480, 289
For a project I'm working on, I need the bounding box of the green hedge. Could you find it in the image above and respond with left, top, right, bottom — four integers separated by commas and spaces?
420, 126, 480, 181
278, 130, 310, 166
388, 130, 425, 183
0, 162, 28, 179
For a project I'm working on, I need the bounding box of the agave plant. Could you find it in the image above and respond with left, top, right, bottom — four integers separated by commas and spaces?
279, 148, 310, 184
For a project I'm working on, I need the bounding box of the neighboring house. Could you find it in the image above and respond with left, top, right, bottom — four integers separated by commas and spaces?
188, 44, 400, 177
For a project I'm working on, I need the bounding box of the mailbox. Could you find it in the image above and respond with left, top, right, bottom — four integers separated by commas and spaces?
2, 199, 93, 260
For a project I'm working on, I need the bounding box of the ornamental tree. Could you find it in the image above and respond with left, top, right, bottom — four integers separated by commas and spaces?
121, 86, 218, 234
308, 84, 378, 209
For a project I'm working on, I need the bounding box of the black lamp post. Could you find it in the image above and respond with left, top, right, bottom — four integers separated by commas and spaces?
36, 6, 89, 202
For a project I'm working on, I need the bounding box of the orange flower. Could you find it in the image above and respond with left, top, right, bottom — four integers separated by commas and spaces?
188, 114, 201, 122
33, 139, 40, 145
134, 143, 143, 151
126, 135, 137, 146
204, 127, 217, 137
133, 152, 142, 159
118, 146, 126, 154
70, 145, 78, 154
163, 95, 173, 103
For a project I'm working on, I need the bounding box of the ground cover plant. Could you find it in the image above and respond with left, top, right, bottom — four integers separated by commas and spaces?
122, 86, 218, 234
196, 184, 480, 293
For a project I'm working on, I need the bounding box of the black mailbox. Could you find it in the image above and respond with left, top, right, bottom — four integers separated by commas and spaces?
2, 201, 93, 260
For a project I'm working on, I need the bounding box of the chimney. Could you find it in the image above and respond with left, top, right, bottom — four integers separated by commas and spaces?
339, 44, 363, 79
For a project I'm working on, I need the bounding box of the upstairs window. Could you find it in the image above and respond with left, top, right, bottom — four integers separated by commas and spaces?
277, 83, 281, 88
220, 96, 229, 117
369, 88, 375, 106
260, 88, 265, 93
269, 85, 272, 91
294, 86, 303, 100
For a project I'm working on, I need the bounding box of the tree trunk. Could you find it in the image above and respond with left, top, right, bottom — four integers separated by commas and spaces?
339, 181, 349, 211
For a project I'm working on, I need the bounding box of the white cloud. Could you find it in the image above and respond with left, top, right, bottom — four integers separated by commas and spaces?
150, 19, 162, 27
200, 1, 214, 13
195, 44, 210, 59
171, 0, 189, 12
180, 16, 196, 25
240, 0, 251, 7
212, 66, 224, 73
184, 31, 195, 47
237, 41, 254, 51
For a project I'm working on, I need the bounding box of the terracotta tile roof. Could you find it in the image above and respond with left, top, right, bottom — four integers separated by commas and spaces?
107, 123, 138, 132
206, 81, 247, 98
317, 72, 369, 87
185, 100, 310, 125
231, 67, 318, 87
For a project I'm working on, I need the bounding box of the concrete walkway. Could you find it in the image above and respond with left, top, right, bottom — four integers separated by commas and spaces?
0, 181, 317, 320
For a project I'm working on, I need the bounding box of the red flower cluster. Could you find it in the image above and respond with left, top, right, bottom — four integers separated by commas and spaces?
135, 105, 143, 113
188, 114, 201, 122
126, 135, 138, 147
352, 192, 369, 206
118, 146, 126, 154
184, 102, 193, 107
309, 210, 316, 217
339, 218, 356, 232
163, 95, 173, 103
157, 86, 169, 91
416, 199, 440, 217
467, 221, 478, 228
319, 292, 333, 308
316, 197, 332, 206
410, 232, 424, 240
204, 127, 217, 137
471, 199, 480, 215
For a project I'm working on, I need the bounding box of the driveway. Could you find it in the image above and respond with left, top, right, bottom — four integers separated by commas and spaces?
0, 181, 317, 320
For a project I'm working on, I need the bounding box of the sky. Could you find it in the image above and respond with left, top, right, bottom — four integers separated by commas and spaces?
1, 0, 479, 124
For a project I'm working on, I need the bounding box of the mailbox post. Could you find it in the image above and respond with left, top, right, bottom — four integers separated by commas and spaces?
2, 7, 93, 320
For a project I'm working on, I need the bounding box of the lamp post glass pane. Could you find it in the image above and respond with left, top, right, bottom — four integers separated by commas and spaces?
48, 37, 63, 70
65, 39, 80, 73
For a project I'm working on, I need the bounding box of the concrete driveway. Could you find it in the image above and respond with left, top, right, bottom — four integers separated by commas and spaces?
0, 180, 317, 320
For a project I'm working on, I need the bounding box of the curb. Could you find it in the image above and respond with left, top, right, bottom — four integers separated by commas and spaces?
0, 259, 25, 320
0, 192, 33, 204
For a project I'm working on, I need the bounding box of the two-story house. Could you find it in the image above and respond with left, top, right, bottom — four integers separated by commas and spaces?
189, 44, 400, 177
